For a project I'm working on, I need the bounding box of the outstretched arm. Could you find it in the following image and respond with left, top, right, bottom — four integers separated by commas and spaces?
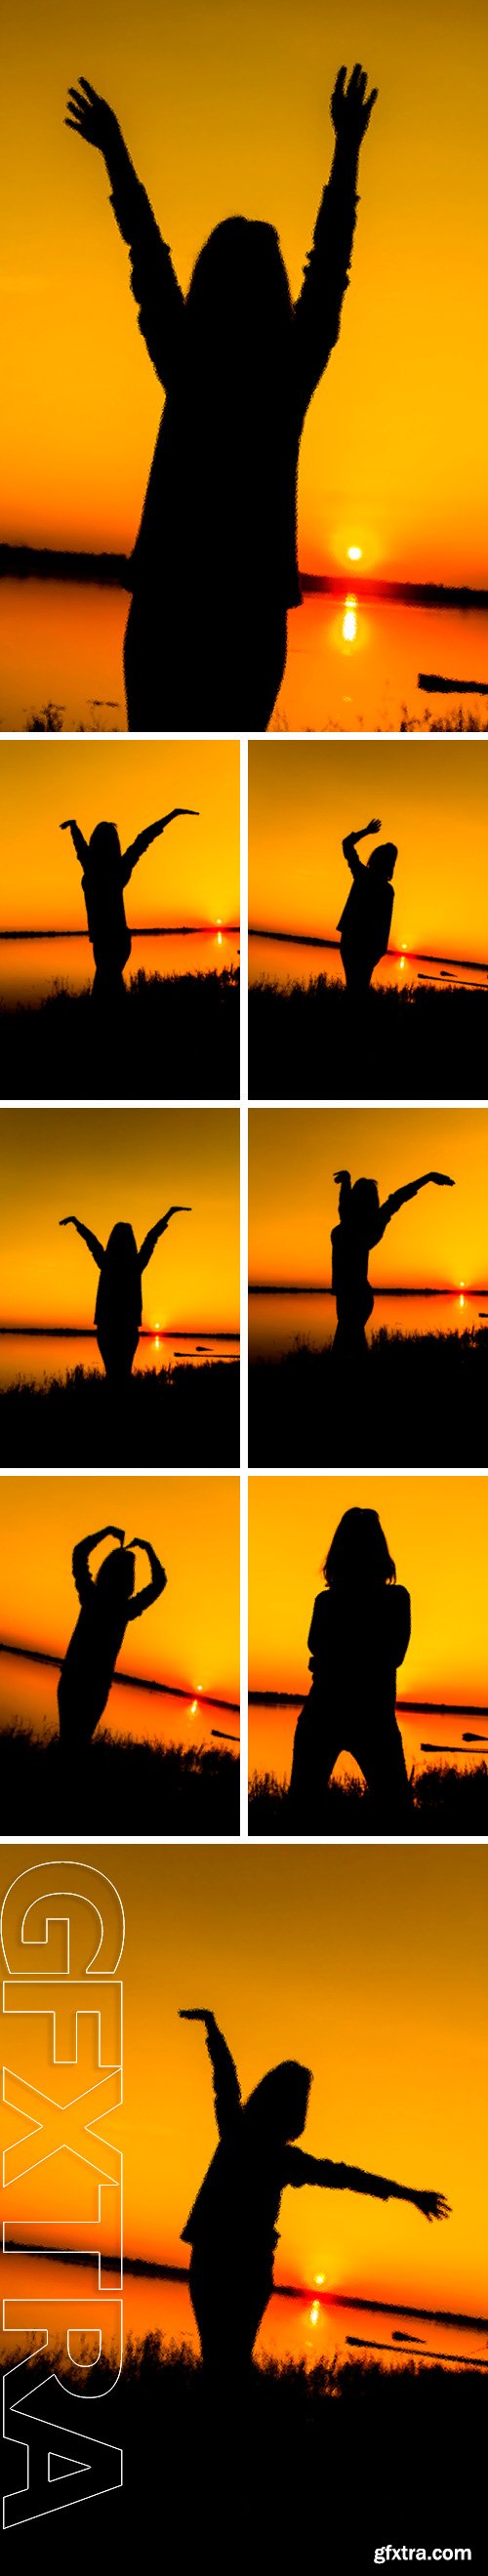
285, 2147, 450, 2224
125, 1538, 167, 1619
294, 64, 378, 415
72, 1525, 125, 1609
333, 1167, 351, 1220
379, 1173, 455, 1233
121, 810, 199, 887
60, 819, 89, 867
139, 1207, 191, 1273
59, 1214, 104, 1266
65, 79, 183, 390
343, 819, 382, 879
179, 2009, 241, 2140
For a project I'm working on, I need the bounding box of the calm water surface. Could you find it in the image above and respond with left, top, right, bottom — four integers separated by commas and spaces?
0, 928, 239, 1009
249, 1288, 478, 1363
0, 2257, 483, 2375
249, 933, 488, 996
248, 1694, 487, 1788
0, 1329, 238, 1389
0, 1646, 238, 1752
3, 579, 488, 733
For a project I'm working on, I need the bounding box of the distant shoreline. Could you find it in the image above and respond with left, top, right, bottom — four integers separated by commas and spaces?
0, 1637, 239, 1712
0, 924, 239, 942
2, 546, 488, 609
4, 2241, 485, 2331
0, 1325, 239, 1339
249, 1688, 488, 1714
248, 1284, 488, 1298
250, 927, 488, 975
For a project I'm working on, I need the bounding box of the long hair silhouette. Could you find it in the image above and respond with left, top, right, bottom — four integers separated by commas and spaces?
290, 1506, 411, 1825
331, 1165, 455, 1362
338, 818, 398, 997
65, 66, 377, 731
59, 1205, 191, 1385
61, 806, 197, 996
180, 2008, 449, 2373
58, 1522, 166, 1749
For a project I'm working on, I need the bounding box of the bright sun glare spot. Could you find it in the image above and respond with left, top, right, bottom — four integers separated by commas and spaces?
189, 1700, 197, 1717
347, 545, 362, 561
343, 605, 357, 643
314, 2274, 325, 2287
309, 2303, 320, 2327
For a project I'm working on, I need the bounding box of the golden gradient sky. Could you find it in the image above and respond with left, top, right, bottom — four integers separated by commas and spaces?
0, 1108, 239, 1330
249, 741, 488, 961
0, 740, 239, 933
249, 1108, 488, 1290
2, 1, 488, 576
0, 1475, 239, 1701
2, 1843, 486, 2319
249, 1473, 488, 1704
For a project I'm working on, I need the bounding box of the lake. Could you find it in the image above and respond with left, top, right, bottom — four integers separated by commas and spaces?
0, 929, 239, 1009
0, 2255, 483, 2376
0, 1329, 239, 1390
0, 1645, 239, 1754
2, 578, 488, 733
249, 1288, 479, 1364
249, 933, 488, 996
248, 1694, 487, 1789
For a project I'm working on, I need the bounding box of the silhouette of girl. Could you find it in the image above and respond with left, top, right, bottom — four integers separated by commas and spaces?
339, 818, 397, 997
290, 1507, 411, 1826
61, 807, 197, 998
60, 1206, 190, 1384
58, 1523, 166, 1749
331, 1165, 455, 1360
65, 65, 377, 732
180, 2008, 449, 2373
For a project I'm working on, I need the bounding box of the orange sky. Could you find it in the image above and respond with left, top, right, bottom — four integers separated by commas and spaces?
249, 1473, 488, 1705
249, 740, 488, 962
0, 1476, 239, 1704
1, 2, 488, 577
0, 740, 239, 934
249, 1108, 488, 1290
1, 1843, 486, 2320
0, 1108, 239, 1331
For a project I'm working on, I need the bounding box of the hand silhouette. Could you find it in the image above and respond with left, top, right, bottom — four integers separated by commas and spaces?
60, 818, 77, 831
60, 1215, 75, 1227
179, 2008, 215, 2025
107, 1527, 125, 1544
412, 2190, 451, 2224
65, 77, 120, 156
367, 817, 382, 833
428, 1173, 455, 1188
331, 64, 378, 146
334, 1168, 350, 1186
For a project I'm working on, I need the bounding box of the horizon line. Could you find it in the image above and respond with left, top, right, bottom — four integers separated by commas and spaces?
249, 927, 488, 975
0, 1324, 240, 1339
248, 1689, 488, 1715
2, 544, 488, 611
248, 1284, 486, 1298
5, 2244, 486, 2333
0, 1639, 239, 1712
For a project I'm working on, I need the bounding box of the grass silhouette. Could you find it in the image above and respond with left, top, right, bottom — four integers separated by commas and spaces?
0, 1358, 239, 1466
0, 966, 239, 1101
0, 1722, 238, 1835
5, 2332, 484, 2556
249, 1760, 488, 1838
249, 1330, 487, 1466
249, 971, 488, 1102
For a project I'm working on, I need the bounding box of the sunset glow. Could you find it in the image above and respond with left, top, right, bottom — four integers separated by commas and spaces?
0, 740, 239, 935
249, 1108, 488, 1294
248, 1475, 488, 1710
249, 741, 488, 966
0, 1477, 239, 1718
0, 1107, 239, 1333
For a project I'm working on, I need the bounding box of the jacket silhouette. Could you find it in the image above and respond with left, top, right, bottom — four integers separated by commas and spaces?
180, 2008, 449, 2371
61, 808, 197, 996
331, 1165, 455, 1358
65, 66, 377, 731
290, 1507, 411, 1823
58, 1523, 166, 1748
339, 818, 397, 997
60, 1206, 190, 1383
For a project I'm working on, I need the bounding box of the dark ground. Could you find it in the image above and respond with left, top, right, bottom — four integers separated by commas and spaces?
0, 967, 239, 1101
249, 972, 488, 1101
0, 1724, 239, 1836
5, 2338, 485, 2567
249, 1331, 487, 1466
249, 1759, 488, 1838
0, 1358, 240, 1466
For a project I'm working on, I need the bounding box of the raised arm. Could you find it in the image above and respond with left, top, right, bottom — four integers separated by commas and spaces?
60, 818, 89, 867
125, 1538, 167, 1619
378, 1173, 455, 1233
342, 818, 382, 879
284, 2146, 450, 2223
59, 1214, 104, 1266
179, 2009, 241, 2140
71, 1525, 125, 1609
65, 79, 184, 390
121, 810, 199, 887
294, 64, 378, 416
333, 1167, 351, 1220
139, 1208, 191, 1273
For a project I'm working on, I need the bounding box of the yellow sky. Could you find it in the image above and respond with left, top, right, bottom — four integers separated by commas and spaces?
249, 740, 488, 961
0, 739, 239, 933
0, 1107, 240, 1330
249, 1473, 488, 1704
1, 1843, 486, 2319
0, 1476, 239, 1701
1, 0, 488, 575
249, 1107, 488, 1290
